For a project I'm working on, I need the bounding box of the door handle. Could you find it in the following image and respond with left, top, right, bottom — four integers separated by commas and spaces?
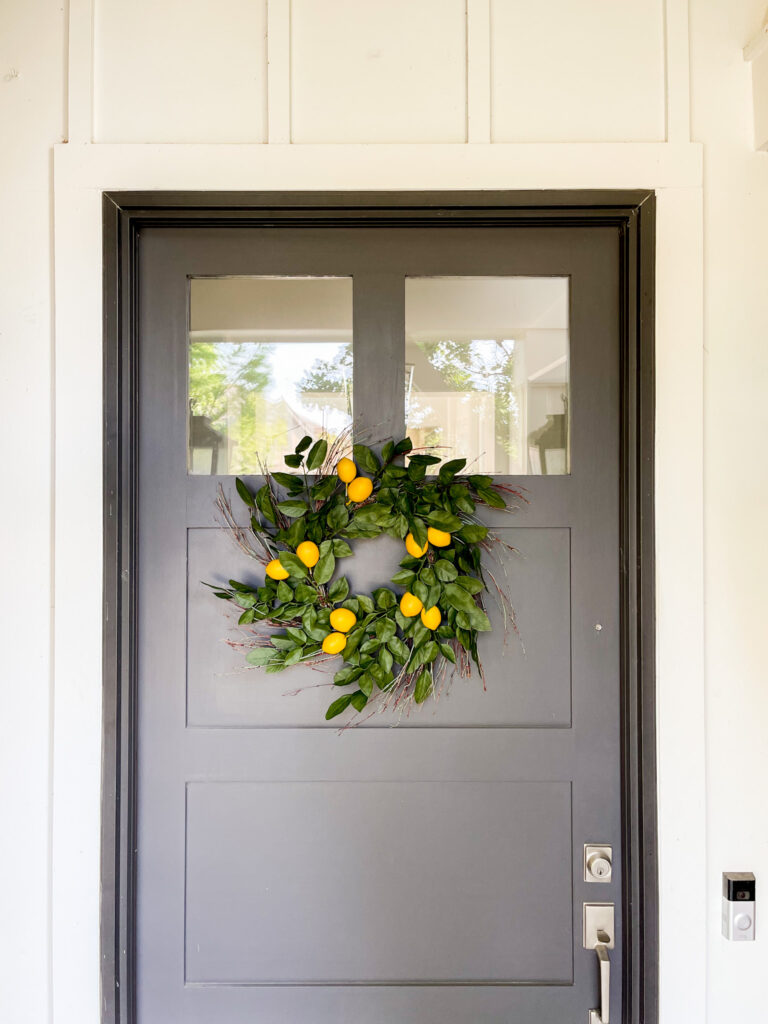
583, 903, 615, 1024
593, 932, 611, 1024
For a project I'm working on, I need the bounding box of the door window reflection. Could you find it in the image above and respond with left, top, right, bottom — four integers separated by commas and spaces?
405, 277, 570, 474
188, 277, 352, 474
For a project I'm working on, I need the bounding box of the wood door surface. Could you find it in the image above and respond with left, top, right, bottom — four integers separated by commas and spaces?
135, 222, 621, 1023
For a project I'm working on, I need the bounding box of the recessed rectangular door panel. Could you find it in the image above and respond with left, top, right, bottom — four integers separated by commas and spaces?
187, 527, 571, 728
185, 780, 572, 983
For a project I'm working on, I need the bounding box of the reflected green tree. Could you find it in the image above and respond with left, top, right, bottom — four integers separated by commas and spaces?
189, 340, 279, 473
411, 338, 518, 460
297, 342, 353, 416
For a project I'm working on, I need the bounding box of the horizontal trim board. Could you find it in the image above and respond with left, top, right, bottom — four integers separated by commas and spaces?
55, 142, 702, 193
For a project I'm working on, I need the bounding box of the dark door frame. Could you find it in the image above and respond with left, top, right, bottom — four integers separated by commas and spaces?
101, 190, 657, 1024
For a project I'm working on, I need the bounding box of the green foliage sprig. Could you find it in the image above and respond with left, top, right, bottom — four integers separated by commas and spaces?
208, 433, 522, 723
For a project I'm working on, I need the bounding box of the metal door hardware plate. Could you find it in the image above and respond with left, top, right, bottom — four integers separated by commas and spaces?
589, 1012, 603, 1024
584, 844, 613, 883
583, 903, 615, 949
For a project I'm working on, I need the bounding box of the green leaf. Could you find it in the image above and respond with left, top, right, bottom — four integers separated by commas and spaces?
295, 435, 313, 454
409, 454, 441, 466
311, 476, 337, 500
229, 579, 256, 593
238, 609, 255, 624
233, 592, 256, 609
357, 594, 375, 614
434, 559, 458, 582
438, 458, 467, 483
388, 636, 410, 663
374, 618, 396, 641
282, 517, 307, 548
277, 551, 308, 579
412, 580, 428, 604
394, 437, 413, 455
277, 500, 309, 518
374, 587, 397, 610
294, 583, 317, 603
410, 518, 428, 548
391, 568, 416, 586
439, 642, 456, 664
343, 627, 364, 659
422, 640, 439, 664
327, 504, 349, 531
276, 580, 293, 602
426, 509, 462, 532
353, 443, 381, 475
349, 690, 368, 712
314, 549, 336, 585
255, 485, 277, 524
419, 567, 436, 586
381, 440, 395, 463
477, 486, 506, 510
270, 635, 296, 650
443, 582, 478, 613
468, 474, 493, 489
414, 667, 433, 704
450, 485, 476, 515
283, 646, 305, 666
328, 577, 350, 602
334, 665, 363, 686
379, 648, 394, 674
358, 672, 374, 698
284, 453, 303, 468
271, 471, 301, 489
325, 693, 354, 720
332, 539, 353, 557
306, 438, 328, 471
286, 626, 306, 643
463, 605, 492, 631
457, 524, 489, 543
236, 477, 255, 507
246, 646, 280, 666
456, 575, 484, 594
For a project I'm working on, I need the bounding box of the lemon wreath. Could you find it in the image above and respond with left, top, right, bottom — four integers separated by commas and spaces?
209, 434, 521, 723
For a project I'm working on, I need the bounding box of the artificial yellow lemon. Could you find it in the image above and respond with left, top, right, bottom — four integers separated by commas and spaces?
405, 532, 428, 558
427, 526, 451, 548
296, 540, 320, 568
265, 558, 289, 580
329, 607, 357, 633
322, 631, 347, 655
420, 606, 442, 630
337, 457, 357, 483
399, 591, 424, 617
346, 476, 373, 503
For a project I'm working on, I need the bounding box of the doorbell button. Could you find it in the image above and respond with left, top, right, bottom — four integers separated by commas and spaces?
722, 872, 756, 941
584, 845, 613, 883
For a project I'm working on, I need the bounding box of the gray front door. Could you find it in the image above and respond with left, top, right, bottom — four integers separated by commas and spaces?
136, 219, 622, 1023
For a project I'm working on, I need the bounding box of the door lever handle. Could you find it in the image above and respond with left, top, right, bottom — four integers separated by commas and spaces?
594, 930, 611, 1024
584, 903, 614, 1024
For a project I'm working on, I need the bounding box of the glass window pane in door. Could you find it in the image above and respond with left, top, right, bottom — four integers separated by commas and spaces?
189, 277, 352, 474
405, 277, 570, 474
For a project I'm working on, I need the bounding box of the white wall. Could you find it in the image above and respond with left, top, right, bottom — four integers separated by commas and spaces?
0, 2, 65, 1022
3, 1, 768, 1021
691, 1, 768, 1019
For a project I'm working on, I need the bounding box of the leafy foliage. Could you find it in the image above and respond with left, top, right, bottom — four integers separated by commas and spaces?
208, 433, 519, 723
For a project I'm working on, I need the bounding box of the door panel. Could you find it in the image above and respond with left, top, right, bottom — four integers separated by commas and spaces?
187, 526, 572, 728
136, 222, 621, 1023
185, 781, 572, 984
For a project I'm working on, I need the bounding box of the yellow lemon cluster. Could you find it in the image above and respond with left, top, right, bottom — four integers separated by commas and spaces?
337, 457, 374, 504
399, 592, 442, 630
322, 607, 358, 655
404, 527, 451, 559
